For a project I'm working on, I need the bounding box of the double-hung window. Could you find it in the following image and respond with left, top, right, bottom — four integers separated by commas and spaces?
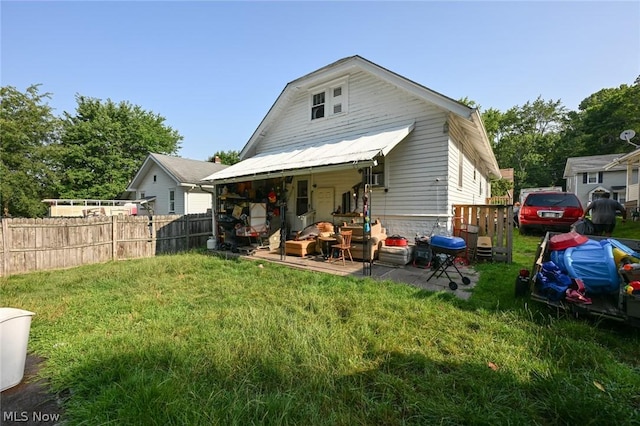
583, 172, 603, 184
169, 189, 175, 213
296, 180, 308, 216
310, 77, 348, 121
311, 92, 325, 120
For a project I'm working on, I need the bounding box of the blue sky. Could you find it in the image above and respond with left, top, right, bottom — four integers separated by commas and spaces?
2, 1, 639, 161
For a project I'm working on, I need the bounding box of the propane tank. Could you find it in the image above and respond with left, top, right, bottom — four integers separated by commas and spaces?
207, 237, 216, 251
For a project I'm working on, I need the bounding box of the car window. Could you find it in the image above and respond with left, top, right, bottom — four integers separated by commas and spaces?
524, 194, 581, 207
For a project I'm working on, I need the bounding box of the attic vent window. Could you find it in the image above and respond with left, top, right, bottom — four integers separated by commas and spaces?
333, 87, 342, 97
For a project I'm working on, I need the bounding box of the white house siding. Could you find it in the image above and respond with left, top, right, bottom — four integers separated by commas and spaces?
134, 165, 216, 215
257, 70, 435, 155
257, 71, 462, 237
250, 69, 492, 238
135, 163, 175, 214
447, 118, 490, 205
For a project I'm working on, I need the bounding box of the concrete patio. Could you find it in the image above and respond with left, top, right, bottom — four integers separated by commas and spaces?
213, 247, 479, 300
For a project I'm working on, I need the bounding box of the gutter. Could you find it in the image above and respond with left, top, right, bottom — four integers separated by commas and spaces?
203, 160, 376, 186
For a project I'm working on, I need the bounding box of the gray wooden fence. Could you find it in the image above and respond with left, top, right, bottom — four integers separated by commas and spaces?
0, 214, 213, 277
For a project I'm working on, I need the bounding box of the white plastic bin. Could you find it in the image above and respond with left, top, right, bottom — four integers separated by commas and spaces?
0, 308, 35, 392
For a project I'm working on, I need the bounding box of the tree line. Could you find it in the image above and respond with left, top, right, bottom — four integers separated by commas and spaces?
484, 78, 639, 197
1, 80, 638, 217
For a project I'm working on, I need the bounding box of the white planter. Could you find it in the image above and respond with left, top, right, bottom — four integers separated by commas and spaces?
0, 308, 35, 392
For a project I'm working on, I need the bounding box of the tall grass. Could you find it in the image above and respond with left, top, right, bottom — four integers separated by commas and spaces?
1, 222, 639, 425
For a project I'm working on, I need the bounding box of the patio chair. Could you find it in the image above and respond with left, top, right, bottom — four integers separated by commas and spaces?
329, 230, 353, 266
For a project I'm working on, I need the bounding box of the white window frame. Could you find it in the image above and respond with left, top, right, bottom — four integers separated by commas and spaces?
296, 180, 309, 216
308, 77, 349, 121
168, 189, 175, 213
587, 172, 601, 184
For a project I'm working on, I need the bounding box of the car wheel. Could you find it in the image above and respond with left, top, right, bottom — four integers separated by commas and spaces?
519, 226, 529, 236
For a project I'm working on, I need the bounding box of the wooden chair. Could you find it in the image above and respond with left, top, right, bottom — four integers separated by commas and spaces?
330, 230, 353, 266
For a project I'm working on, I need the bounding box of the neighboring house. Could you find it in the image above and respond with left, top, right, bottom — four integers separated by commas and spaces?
127, 153, 228, 215
202, 55, 501, 238
564, 154, 631, 208
604, 148, 640, 210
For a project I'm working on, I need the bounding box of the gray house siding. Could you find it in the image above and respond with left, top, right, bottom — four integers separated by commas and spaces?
564, 154, 634, 208
575, 169, 628, 206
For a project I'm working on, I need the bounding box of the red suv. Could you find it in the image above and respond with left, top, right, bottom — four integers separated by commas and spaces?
518, 192, 584, 235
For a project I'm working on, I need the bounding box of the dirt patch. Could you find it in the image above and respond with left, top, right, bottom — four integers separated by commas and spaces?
0, 355, 65, 425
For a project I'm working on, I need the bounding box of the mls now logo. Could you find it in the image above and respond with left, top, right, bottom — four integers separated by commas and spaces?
3, 411, 29, 422
3, 411, 61, 422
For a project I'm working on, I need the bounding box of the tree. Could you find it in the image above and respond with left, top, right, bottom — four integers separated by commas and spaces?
56, 96, 183, 199
208, 150, 240, 165
561, 82, 640, 157
485, 97, 567, 196
0, 85, 59, 217
489, 177, 513, 197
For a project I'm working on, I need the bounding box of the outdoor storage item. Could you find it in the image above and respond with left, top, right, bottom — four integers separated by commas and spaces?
550, 239, 620, 294
622, 294, 640, 318
608, 238, 640, 265
476, 236, 493, 261
413, 236, 432, 268
530, 231, 640, 327
571, 218, 595, 235
620, 263, 640, 284
385, 235, 409, 247
0, 308, 35, 392
549, 231, 589, 251
427, 235, 470, 290
379, 245, 414, 265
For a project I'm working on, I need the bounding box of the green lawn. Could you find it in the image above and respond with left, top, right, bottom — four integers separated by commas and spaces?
1, 221, 639, 425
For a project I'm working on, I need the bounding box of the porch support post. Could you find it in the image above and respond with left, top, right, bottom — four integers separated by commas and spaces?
280, 178, 288, 261
212, 184, 218, 249
362, 165, 372, 276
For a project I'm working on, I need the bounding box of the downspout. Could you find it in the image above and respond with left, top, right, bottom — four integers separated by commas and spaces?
199, 184, 218, 249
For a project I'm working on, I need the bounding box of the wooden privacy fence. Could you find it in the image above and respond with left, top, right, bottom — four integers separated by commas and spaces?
0, 214, 213, 277
452, 204, 513, 263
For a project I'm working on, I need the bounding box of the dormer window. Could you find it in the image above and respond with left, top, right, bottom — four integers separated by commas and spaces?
309, 77, 348, 121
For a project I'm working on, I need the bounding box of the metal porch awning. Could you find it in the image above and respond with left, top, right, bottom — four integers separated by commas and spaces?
202, 121, 415, 184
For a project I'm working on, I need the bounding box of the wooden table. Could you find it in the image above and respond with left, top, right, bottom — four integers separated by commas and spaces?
317, 235, 338, 259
